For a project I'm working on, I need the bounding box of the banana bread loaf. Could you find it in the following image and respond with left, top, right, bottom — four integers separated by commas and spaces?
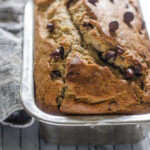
34, 0, 150, 114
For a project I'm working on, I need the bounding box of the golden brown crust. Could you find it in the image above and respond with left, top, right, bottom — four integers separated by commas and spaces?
34, 0, 150, 115
60, 97, 150, 115
68, 0, 150, 74
84, 0, 150, 64
34, 0, 53, 5
65, 53, 140, 104
34, 5, 64, 108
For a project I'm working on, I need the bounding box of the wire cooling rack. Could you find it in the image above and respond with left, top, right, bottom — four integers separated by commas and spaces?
0, 121, 150, 150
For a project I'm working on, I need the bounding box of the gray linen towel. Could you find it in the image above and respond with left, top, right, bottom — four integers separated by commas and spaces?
0, 0, 34, 127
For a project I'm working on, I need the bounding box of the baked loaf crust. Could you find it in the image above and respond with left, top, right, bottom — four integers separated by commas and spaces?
34, 0, 150, 114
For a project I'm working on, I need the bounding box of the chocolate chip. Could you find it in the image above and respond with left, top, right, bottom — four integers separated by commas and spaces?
50, 70, 62, 80
125, 68, 135, 79
109, 21, 119, 33
134, 64, 142, 74
50, 52, 60, 61
105, 51, 116, 61
124, 12, 134, 24
109, 101, 118, 111
115, 47, 124, 56
59, 46, 65, 59
50, 49, 60, 58
67, 0, 74, 8
83, 22, 94, 29
88, 0, 98, 5
142, 21, 146, 30
98, 52, 102, 58
50, 46, 64, 61
47, 23, 55, 32
141, 82, 144, 90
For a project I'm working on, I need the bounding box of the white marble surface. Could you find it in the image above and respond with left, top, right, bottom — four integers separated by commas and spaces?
0, 122, 150, 150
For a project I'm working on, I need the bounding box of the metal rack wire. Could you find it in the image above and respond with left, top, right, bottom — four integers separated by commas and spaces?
0, 121, 150, 150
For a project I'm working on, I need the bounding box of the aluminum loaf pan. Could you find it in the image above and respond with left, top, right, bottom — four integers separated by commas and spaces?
21, 0, 150, 145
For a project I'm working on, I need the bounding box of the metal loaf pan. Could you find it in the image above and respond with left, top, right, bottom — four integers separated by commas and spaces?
21, 0, 150, 145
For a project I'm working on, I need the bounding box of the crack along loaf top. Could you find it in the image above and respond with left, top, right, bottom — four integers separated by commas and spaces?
34, 0, 150, 114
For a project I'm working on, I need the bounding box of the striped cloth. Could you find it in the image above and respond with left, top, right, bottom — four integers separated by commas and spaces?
0, 0, 34, 127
